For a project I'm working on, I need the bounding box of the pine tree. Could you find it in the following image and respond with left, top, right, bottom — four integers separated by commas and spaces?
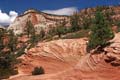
87, 11, 114, 52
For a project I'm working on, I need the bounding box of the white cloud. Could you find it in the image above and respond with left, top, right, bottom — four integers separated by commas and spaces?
42, 7, 78, 16
9, 11, 18, 22
0, 10, 18, 26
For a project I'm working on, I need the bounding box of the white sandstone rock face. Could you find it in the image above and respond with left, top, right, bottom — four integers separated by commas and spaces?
8, 9, 70, 35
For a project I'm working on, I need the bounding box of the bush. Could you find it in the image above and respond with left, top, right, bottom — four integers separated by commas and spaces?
32, 67, 45, 75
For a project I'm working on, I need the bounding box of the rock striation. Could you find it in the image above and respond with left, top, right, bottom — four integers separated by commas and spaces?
8, 9, 70, 35
9, 33, 120, 80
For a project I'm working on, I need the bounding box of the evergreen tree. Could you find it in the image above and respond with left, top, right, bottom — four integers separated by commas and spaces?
8, 30, 17, 52
25, 20, 35, 38
56, 19, 67, 38
70, 13, 80, 32
87, 11, 114, 52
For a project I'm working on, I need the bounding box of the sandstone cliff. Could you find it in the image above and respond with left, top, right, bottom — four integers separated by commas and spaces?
7, 6, 120, 35
8, 9, 70, 35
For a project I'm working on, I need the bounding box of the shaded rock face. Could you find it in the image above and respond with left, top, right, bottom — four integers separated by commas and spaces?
8, 9, 70, 35
9, 33, 120, 80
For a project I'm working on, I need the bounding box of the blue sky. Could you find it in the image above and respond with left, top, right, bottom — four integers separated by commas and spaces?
0, 0, 120, 14
0, 0, 120, 26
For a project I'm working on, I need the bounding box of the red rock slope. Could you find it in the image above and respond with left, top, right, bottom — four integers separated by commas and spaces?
9, 33, 120, 80
9, 38, 87, 79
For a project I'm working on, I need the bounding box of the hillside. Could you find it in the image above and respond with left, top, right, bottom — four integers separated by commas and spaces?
1, 6, 120, 80
7, 6, 120, 35
9, 32, 120, 80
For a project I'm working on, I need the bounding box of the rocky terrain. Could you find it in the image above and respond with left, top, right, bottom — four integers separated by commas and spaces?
8, 9, 70, 35
3, 6, 120, 80
8, 32, 120, 80
9, 38, 87, 79
7, 6, 120, 35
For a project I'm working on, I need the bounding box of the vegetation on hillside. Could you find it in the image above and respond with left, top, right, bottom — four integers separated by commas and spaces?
87, 8, 114, 53
0, 29, 18, 79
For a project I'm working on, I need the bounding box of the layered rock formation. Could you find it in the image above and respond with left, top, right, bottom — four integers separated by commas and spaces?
7, 6, 120, 80
9, 38, 87, 79
7, 6, 120, 35
9, 33, 120, 80
8, 9, 70, 35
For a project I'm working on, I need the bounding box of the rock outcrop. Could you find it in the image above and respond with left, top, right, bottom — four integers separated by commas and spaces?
7, 6, 120, 35
9, 38, 87, 79
9, 33, 120, 80
8, 9, 70, 35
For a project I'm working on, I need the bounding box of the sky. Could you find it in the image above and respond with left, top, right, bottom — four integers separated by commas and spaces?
0, 0, 120, 25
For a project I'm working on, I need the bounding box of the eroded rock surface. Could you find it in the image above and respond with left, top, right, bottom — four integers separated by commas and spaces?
9, 33, 120, 80
9, 38, 87, 79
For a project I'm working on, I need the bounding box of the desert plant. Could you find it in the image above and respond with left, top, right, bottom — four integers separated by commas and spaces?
32, 67, 45, 75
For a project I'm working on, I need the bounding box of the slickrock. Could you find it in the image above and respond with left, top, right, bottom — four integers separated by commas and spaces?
9, 38, 87, 79
9, 33, 120, 80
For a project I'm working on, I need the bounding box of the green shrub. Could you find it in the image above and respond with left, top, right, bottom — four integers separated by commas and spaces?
32, 67, 45, 75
